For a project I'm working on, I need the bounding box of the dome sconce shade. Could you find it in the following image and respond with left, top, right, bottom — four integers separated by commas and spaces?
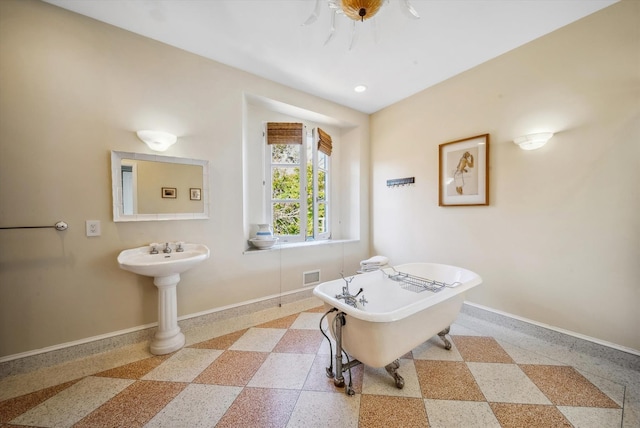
136, 130, 177, 152
513, 132, 554, 151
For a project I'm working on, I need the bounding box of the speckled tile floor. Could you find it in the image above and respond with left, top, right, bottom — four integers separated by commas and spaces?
0, 300, 633, 427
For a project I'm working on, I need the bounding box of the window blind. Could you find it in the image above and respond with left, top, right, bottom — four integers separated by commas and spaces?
266, 122, 303, 145
317, 128, 333, 156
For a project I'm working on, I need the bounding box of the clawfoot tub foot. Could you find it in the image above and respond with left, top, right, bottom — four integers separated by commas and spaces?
385, 359, 405, 389
438, 327, 452, 350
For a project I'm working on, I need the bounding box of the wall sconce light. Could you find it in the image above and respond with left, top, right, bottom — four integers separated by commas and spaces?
136, 130, 177, 152
513, 132, 554, 151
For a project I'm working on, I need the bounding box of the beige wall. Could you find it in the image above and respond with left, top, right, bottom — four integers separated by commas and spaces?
0, 0, 370, 358
371, 0, 639, 351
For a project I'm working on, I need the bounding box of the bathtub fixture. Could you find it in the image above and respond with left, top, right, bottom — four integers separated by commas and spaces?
335, 274, 367, 308
314, 263, 482, 394
136, 130, 177, 152
383, 266, 461, 293
117, 243, 210, 355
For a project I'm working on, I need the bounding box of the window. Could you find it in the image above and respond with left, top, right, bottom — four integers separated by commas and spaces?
266, 123, 331, 242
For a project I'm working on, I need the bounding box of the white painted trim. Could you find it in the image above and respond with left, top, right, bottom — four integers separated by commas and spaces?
177, 286, 316, 322
243, 238, 359, 254
0, 321, 158, 364
464, 301, 640, 357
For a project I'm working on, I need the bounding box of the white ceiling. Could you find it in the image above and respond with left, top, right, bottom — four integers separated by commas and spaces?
44, 0, 617, 114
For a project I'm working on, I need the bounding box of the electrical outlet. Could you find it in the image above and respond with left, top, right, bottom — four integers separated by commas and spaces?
86, 220, 101, 237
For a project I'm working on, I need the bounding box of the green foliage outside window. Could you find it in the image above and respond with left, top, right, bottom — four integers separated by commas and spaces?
271, 143, 328, 238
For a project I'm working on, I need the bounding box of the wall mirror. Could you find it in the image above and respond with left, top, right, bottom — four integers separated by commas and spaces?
111, 151, 209, 222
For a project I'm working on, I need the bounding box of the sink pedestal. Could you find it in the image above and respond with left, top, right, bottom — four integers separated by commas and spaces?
117, 243, 210, 355
150, 273, 185, 355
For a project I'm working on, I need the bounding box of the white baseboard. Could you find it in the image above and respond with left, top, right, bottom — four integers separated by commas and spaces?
464, 301, 640, 357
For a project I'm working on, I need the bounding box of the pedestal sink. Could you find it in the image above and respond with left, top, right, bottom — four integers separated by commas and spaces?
117, 243, 210, 355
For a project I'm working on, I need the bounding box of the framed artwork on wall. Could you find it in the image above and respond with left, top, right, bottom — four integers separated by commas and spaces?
161, 187, 177, 199
190, 188, 201, 201
439, 134, 489, 206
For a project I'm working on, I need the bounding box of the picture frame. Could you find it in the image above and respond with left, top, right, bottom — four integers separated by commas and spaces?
439, 134, 489, 206
161, 187, 177, 199
190, 188, 201, 201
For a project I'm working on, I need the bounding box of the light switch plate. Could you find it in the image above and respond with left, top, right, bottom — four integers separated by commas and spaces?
86, 220, 101, 237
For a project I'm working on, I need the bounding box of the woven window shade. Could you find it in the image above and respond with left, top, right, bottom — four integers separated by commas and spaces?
266, 122, 303, 145
317, 128, 333, 156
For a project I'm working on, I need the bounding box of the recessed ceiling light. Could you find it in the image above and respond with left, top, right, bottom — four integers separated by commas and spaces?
354, 85, 367, 93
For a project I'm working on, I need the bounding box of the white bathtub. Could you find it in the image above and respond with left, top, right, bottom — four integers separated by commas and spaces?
313, 263, 482, 368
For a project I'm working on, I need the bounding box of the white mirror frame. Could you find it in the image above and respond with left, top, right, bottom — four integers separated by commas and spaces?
111, 151, 210, 222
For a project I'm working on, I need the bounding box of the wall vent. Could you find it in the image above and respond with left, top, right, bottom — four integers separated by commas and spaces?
303, 269, 321, 286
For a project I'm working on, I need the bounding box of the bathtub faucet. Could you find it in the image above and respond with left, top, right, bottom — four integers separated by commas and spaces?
336, 275, 366, 308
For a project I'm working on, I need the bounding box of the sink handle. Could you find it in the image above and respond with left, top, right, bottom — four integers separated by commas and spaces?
149, 243, 159, 254
175, 242, 185, 252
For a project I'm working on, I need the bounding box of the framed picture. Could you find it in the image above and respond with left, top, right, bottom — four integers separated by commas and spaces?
161, 187, 177, 199
190, 188, 201, 201
439, 134, 489, 206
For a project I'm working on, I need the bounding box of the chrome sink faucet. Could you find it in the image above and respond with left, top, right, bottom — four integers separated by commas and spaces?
163, 242, 172, 254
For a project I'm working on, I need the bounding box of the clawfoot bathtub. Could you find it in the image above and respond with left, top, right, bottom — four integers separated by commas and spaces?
313, 263, 482, 393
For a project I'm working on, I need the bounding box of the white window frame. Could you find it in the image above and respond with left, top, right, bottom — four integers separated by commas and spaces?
265, 126, 330, 243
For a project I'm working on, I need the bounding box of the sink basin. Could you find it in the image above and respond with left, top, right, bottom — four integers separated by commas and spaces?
117, 244, 210, 277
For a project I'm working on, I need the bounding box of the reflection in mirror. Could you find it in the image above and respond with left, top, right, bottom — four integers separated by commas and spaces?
111, 151, 209, 222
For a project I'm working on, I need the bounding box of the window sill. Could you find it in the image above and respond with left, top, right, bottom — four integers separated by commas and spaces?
243, 238, 359, 255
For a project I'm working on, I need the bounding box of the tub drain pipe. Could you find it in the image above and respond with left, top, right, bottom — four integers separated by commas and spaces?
319, 307, 338, 378
333, 311, 360, 395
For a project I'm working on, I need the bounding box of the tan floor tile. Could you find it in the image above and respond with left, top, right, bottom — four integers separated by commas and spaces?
188, 328, 248, 349
247, 353, 315, 389
73, 380, 186, 428
229, 327, 286, 352
215, 387, 299, 428
305, 305, 329, 313
303, 355, 363, 394
467, 362, 551, 405
520, 365, 620, 408
363, 359, 422, 398
94, 355, 171, 379
424, 399, 501, 427
273, 329, 324, 353
359, 395, 429, 428
290, 312, 325, 330
0, 379, 79, 423
490, 403, 572, 427
193, 350, 268, 386
451, 336, 514, 363
288, 390, 360, 427
141, 348, 222, 383
255, 313, 299, 329
415, 360, 485, 401
11, 376, 134, 428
